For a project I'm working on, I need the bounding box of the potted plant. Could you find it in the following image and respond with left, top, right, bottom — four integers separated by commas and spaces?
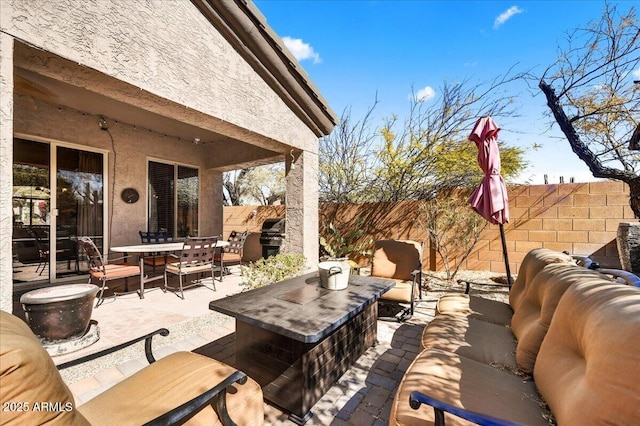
319, 219, 373, 271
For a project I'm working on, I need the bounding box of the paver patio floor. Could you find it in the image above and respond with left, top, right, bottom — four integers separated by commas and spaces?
46, 268, 452, 425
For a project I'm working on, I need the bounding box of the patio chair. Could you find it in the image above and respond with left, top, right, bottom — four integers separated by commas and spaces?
139, 230, 171, 275
78, 236, 141, 307
164, 236, 219, 299
371, 239, 423, 321
214, 230, 248, 280
29, 227, 79, 276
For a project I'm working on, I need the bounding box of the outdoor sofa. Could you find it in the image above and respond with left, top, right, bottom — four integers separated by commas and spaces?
389, 248, 640, 425
0, 311, 264, 425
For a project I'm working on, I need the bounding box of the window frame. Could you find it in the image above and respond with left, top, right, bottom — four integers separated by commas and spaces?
146, 158, 200, 239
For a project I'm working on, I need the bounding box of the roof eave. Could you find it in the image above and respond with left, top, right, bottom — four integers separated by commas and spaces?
191, 0, 338, 137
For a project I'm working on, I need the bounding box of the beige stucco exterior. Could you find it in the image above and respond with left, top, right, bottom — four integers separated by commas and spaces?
0, 0, 336, 312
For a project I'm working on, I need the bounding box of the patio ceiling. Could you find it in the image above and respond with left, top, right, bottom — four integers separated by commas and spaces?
14, 45, 285, 172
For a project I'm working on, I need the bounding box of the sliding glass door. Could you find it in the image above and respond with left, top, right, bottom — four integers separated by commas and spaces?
56, 146, 104, 280
12, 139, 51, 282
12, 138, 105, 283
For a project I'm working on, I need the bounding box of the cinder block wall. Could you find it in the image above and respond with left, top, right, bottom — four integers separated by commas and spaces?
465, 181, 634, 273
224, 181, 635, 273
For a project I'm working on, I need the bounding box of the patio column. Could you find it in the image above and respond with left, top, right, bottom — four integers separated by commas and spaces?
286, 148, 319, 270
0, 33, 14, 313
200, 169, 224, 237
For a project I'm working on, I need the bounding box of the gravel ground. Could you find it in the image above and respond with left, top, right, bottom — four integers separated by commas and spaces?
423, 269, 512, 302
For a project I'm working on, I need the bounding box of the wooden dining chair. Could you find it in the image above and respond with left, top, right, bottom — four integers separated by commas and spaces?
78, 237, 141, 307
164, 236, 219, 299
371, 239, 423, 321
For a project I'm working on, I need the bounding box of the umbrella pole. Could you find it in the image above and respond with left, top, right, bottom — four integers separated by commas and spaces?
499, 224, 513, 288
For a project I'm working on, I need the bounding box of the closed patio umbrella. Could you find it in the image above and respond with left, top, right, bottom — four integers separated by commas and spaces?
468, 116, 513, 287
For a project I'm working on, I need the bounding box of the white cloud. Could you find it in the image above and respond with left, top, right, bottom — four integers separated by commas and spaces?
414, 86, 436, 102
282, 36, 321, 63
493, 6, 524, 29
633, 67, 640, 80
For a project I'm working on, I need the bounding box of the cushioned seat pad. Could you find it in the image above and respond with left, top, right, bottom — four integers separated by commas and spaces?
435, 248, 573, 327
90, 263, 140, 279
380, 279, 414, 302
0, 312, 90, 425
389, 348, 549, 426
78, 351, 264, 425
420, 314, 517, 370
165, 262, 213, 274
215, 253, 241, 262
436, 294, 513, 326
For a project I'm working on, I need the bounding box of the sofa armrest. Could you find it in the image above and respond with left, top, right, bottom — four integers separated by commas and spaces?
569, 254, 600, 269
597, 268, 640, 287
409, 391, 523, 426
144, 370, 248, 426
57, 328, 169, 369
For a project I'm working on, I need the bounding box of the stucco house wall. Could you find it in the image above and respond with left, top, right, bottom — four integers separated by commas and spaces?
12, 94, 222, 245
0, 0, 336, 312
2, 0, 318, 152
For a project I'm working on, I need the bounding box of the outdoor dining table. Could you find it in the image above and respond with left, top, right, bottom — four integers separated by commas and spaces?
110, 240, 229, 299
209, 272, 395, 424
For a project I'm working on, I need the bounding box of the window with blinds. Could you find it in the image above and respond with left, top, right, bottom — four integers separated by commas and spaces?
148, 161, 198, 238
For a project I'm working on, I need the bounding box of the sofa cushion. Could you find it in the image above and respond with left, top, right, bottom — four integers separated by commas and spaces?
380, 279, 415, 303
389, 348, 549, 426
435, 248, 572, 326
77, 351, 264, 425
420, 313, 517, 370
534, 281, 640, 425
511, 263, 603, 373
371, 240, 422, 281
0, 311, 90, 425
435, 294, 513, 326
508, 248, 572, 310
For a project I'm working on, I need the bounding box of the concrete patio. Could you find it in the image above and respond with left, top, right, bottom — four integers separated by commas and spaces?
43, 268, 495, 425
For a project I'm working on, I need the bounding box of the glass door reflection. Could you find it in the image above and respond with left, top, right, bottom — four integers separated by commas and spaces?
12, 139, 51, 282
11, 139, 105, 283
56, 146, 104, 280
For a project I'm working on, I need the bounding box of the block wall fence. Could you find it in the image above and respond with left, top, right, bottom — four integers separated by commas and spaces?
223, 181, 635, 274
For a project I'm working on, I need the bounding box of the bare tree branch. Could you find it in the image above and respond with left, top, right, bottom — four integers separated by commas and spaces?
538, 2, 640, 217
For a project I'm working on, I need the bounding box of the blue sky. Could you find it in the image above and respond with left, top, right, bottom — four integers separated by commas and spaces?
253, 0, 639, 184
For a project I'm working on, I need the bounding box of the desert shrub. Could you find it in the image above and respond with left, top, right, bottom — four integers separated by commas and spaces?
419, 193, 487, 281
240, 253, 306, 290
319, 218, 372, 262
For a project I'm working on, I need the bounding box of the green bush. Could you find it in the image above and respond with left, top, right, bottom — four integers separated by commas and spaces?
319, 219, 372, 261
240, 253, 306, 290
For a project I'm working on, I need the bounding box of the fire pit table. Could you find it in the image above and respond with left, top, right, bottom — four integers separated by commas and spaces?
209, 272, 394, 424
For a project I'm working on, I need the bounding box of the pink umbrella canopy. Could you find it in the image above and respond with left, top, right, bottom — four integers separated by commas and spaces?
468, 116, 513, 287
468, 116, 510, 225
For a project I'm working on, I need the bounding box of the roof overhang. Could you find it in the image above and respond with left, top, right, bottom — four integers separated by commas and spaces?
191, 0, 338, 137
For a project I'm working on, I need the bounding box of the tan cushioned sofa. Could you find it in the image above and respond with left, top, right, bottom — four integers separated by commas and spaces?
421, 263, 606, 374
0, 311, 264, 425
390, 272, 640, 425
435, 247, 573, 326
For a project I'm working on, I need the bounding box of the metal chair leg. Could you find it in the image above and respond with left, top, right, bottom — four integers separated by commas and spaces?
94, 279, 108, 308
178, 274, 185, 299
